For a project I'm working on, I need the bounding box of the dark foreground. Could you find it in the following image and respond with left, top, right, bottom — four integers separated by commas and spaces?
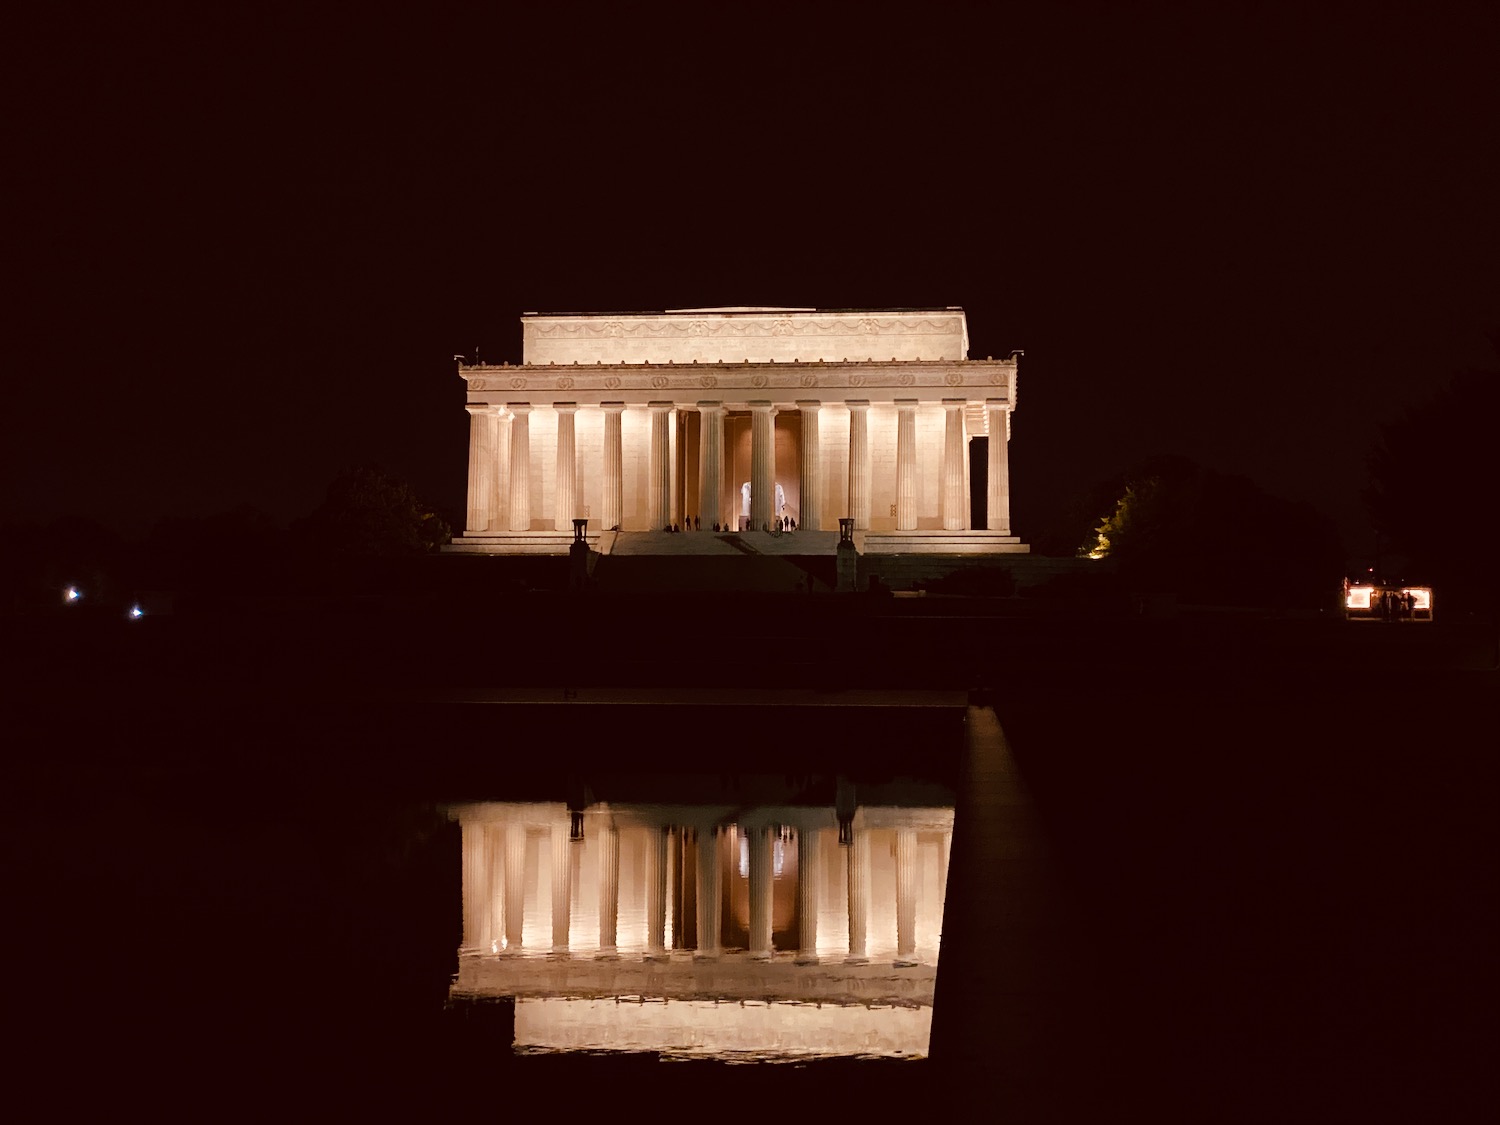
6, 589, 1495, 1120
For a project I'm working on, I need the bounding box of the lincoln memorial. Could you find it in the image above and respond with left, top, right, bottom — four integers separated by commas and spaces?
448, 307, 1027, 557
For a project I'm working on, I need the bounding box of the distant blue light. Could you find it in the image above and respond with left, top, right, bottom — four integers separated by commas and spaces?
128, 606, 143, 619
65, 586, 81, 603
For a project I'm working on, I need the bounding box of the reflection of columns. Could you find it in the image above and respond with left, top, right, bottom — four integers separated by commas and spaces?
847, 401, 870, 529
750, 402, 776, 529
748, 826, 774, 958
796, 827, 820, 964
492, 409, 510, 532
987, 400, 1011, 534
648, 402, 672, 529
895, 828, 918, 966
939, 828, 952, 909
504, 823, 526, 951
551, 824, 572, 953
797, 401, 821, 531
507, 404, 531, 532
697, 402, 723, 529
464, 404, 494, 534
601, 403, 624, 531
896, 400, 918, 531
942, 400, 966, 531
846, 825, 869, 963
646, 826, 668, 959
553, 404, 577, 531
597, 819, 619, 957
485, 826, 503, 950
695, 828, 722, 959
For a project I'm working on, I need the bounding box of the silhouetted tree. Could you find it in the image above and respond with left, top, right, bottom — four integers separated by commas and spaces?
1365, 336, 1499, 612
0, 516, 126, 610
1082, 456, 1342, 609
294, 466, 451, 558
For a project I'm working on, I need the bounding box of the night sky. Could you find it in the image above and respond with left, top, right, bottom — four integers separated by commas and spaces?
8, 6, 1497, 558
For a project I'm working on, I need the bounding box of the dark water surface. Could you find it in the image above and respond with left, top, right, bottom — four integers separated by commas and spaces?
8, 600, 1495, 1118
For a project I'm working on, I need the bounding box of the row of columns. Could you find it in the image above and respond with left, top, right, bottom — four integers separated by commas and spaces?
463, 820, 930, 966
465, 400, 1010, 535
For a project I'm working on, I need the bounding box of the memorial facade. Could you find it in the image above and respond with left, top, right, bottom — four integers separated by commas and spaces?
449, 307, 1026, 556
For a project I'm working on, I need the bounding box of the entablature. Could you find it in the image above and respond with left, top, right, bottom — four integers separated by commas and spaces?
460, 358, 1017, 408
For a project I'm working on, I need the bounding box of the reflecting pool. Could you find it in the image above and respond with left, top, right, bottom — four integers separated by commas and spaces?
448, 793, 953, 1060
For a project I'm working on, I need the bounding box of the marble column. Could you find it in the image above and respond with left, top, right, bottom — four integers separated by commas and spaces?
507, 404, 531, 532
750, 402, 776, 529
464, 403, 494, 534
646, 825, 668, 960
942, 400, 967, 531
550, 823, 572, 954
461, 819, 485, 949
797, 401, 821, 531
987, 400, 1011, 534
895, 827, 918, 966
896, 400, 918, 531
748, 826, 774, 959
597, 818, 619, 957
553, 403, 577, 531
796, 826, 820, 965
648, 402, 672, 530
504, 823, 526, 952
846, 825, 869, 963
697, 402, 723, 529
847, 401, 871, 529
601, 403, 624, 531
695, 828, 722, 959
491, 408, 510, 532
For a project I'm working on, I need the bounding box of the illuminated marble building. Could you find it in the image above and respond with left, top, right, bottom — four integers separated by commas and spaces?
449, 307, 1026, 557
449, 800, 954, 1059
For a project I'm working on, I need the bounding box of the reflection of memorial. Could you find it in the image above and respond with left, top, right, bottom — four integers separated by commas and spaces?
448, 799, 954, 1059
